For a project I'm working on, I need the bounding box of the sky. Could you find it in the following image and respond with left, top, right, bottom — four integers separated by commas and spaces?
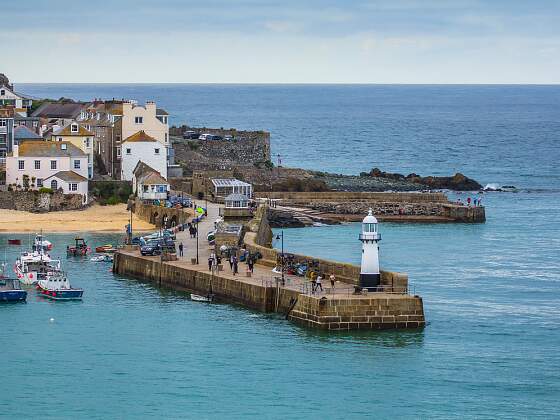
2, 0, 560, 83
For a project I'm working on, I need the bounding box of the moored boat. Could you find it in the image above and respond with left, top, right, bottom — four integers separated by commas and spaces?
190, 293, 214, 302
95, 244, 117, 254
0, 263, 27, 302
7, 239, 21, 245
36, 270, 83, 301
14, 235, 61, 285
90, 254, 113, 262
67, 237, 91, 256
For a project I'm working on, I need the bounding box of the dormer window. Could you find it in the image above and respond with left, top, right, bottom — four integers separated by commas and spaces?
61, 144, 67, 150
154, 148, 160, 155
71, 124, 78, 133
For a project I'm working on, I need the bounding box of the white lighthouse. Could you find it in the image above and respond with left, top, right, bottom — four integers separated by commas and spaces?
359, 208, 381, 290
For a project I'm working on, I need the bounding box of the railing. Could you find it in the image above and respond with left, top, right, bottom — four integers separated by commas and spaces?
300, 282, 415, 297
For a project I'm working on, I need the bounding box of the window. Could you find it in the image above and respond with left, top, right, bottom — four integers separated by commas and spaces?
154, 148, 160, 155
74, 160, 81, 169
37, 178, 43, 187
0, 90, 4, 96
0, 119, 6, 127
51, 160, 57, 170
126, 148, 131, 155
34, 160, 40, 170
85, 138, 90, 148
134, 117, 143, 124
157, 185, 166, 193
69, 183, 78, 191
116, 135, 121, 143
51, 180, 58, 190
116, 146, 121, 157
143, 185, 148, 192
71, 124, 78, 132
33, 121, 38, 128
18, 160, 24, 170
58, 137, 62, 142
164, 133, 168, 142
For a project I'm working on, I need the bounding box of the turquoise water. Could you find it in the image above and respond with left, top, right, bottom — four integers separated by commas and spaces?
2, 84, 559, 417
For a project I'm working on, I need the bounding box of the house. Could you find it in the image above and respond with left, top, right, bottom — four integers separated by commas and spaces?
6, 141, 89, 203
14, 114, 41, 135
121, 130, 167, 181
32, 101, 88, 133
0, 84, 33, 110
77, 99, 169, 180
132, 161, 169, 201
51, 122, 94, 178
0, 106, 15, 165
210, 178, 253, 201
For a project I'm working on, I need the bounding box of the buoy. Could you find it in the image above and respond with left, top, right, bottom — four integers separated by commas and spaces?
49, 318, 54, 322
29, 273, 33, 279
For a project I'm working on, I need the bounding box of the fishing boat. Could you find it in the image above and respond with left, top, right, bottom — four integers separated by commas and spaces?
190, 293, 214, 302
36, 270, 83, 301
67, 237, 91, 256
14, 235, 61, 285
7, 239, 21, 245
0, 263, 27, 302
94, 244, 117, 254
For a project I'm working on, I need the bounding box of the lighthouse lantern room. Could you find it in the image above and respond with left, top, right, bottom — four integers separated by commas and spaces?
359, 208, 381, 290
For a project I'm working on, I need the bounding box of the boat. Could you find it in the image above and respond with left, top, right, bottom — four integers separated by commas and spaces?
190, 293, 214, 302
67, 237, 91, 256
36, 270, 83, 301
7, 239, 21, 245
90, 254, 113, 262
14, 235, 61, 285
95, 244, 117, 254
0, 263, 27, 302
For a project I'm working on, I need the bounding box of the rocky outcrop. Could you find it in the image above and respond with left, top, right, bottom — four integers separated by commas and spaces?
0, 191, 85, 212
361, 168, 483, 191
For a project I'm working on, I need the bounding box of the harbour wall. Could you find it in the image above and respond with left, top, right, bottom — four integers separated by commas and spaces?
113, 251, 425, 331
0, 190, 85, 212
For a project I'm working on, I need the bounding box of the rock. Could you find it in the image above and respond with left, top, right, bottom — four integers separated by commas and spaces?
364, 168, 482, 191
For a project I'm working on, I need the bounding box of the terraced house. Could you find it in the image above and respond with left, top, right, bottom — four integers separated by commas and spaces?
51, 122, 94, 178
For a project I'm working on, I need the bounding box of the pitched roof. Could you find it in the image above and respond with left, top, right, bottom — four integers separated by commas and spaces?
17, 141, 86, 157
44, 171, 88, 182
156, 108, 169, 115
31, 102, 86, 119
123, 130, 157, 143
52, 122, 94, 137
133, 161, 168, 185
14, 126, 42, 141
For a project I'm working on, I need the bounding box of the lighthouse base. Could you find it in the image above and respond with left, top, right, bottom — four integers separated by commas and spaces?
359, 273, 381, 290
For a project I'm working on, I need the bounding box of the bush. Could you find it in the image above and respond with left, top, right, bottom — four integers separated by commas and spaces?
106, 196, 120, 205
38, 187, 54, 194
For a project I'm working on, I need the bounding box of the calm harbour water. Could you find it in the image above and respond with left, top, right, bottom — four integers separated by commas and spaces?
1, 85, 559, 418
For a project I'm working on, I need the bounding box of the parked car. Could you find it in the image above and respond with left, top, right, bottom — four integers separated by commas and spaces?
198, 133, 212, 140
224, 135, 233, 141
140, 238, 176, 256
183, 130, 199, 139
199, 133, 223, 141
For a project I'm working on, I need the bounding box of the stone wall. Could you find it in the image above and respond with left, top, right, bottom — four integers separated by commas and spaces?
255, 191, 449, 203
132, 199, 192, 228
0, 190, 85, 212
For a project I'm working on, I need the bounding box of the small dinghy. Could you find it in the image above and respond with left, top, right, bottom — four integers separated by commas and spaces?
95, 244, 117, 254
36, 270, 83, 301
8, 239, 21, 245
91, 254, 113, 262
190, 293, 214, 302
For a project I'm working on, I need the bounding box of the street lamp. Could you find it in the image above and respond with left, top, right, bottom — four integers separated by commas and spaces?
275, 230, 284, 285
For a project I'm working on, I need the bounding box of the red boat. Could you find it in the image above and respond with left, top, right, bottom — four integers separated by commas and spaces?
67, 237, 91, 256
8, 239, 21, 245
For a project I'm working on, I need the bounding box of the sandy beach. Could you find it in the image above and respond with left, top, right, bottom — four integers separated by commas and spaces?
0, 204, 156, 233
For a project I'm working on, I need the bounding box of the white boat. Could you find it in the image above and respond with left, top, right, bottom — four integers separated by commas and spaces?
14, 235, 60, 285
36, 270, 83, 301
90, 254, 113, 262
190, 293, 214, 302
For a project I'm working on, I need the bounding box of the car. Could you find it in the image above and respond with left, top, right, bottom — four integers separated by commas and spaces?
183, 130, 199, 139
209, 134, 223, 140
140, 238, 176, 256
224, 135, 233, 141
198, 133, 212, 140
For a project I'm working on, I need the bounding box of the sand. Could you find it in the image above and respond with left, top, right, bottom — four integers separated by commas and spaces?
0, 204, 156, 233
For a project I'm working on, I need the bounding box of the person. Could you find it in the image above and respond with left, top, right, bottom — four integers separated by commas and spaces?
208, 255, 213, 271
311, 275, 317, 293
178, 242, 184, 257
330, 274, 336, 290
192, 225, 197, 238
233, 256, 238, 275
229, 254, 234, 270
315, 274, 323, 292
248, 257, 254, 273
467, 197, 471, 206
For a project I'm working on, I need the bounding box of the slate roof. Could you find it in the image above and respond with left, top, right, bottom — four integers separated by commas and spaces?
17, 141, 86, 157
123, 130, 157, 143
14, 126, 42, 141
52, 122, 94, 137
31, 102, 87, 119
133, 161, 168, 185
156, 108, 169, 115
44, 171, 87, 182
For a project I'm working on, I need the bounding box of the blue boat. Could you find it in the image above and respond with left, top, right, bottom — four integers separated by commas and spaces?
36, 270, 83, 301
0, 264, 27, 302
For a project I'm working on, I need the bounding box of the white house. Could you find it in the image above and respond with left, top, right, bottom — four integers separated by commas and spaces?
0, 84, 33, 110
51, 122, 95, 178
6, 141, 89, 203
121, 130, 167, 181
132, 161, 169, 201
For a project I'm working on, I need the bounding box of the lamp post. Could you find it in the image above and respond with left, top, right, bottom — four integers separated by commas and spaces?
275, 230, 284, 285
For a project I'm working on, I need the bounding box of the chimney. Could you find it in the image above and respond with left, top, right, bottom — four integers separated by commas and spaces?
145, 101, 156, 114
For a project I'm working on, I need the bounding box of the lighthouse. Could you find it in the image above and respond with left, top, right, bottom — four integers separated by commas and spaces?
359, 208, 381, 290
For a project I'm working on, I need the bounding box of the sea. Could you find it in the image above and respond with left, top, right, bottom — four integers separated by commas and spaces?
1, 85, 559, 419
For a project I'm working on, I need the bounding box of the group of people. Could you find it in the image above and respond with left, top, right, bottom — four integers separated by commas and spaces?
207, 249, 255, 276
457, 196, 483, 207
187, 223, 198, 238
309, 272, 336, 293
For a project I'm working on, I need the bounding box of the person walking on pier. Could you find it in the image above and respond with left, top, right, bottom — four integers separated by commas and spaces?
208, 254, 214, 271
315, 274, 323, 292
330, 274, 336, 290
178, 242, 184, 257
233, 256, 239, 276
229, 254, 234, 271
248, 257, 254, 273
